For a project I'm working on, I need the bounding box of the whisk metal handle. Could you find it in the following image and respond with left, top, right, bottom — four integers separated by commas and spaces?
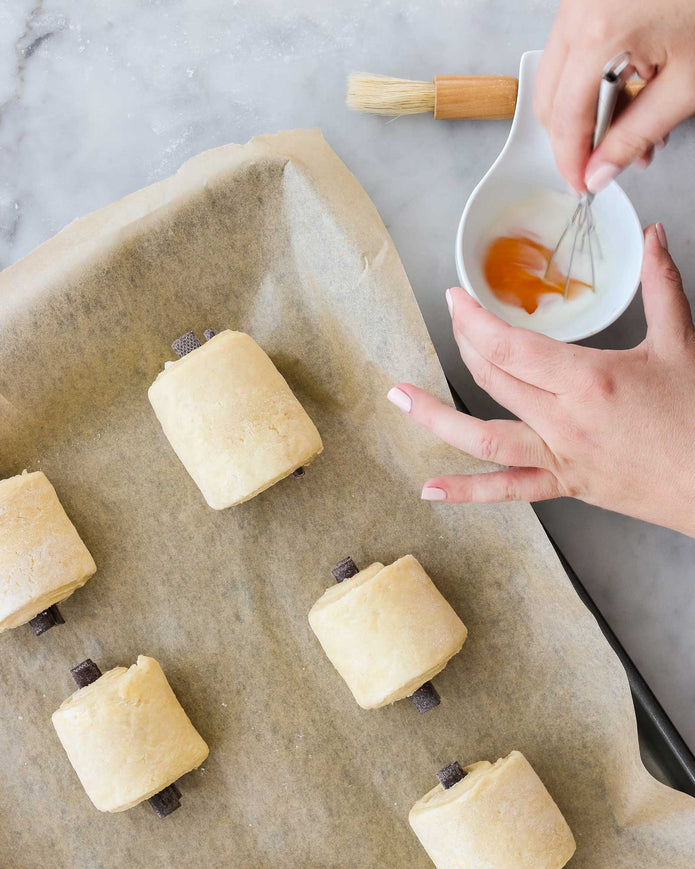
546, 52, 631, 298
593, 51, 631, 149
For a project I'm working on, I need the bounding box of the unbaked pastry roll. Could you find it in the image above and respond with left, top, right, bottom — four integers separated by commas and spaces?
52, 655, 209, 813
308, 555, 467, 709
409, 751, 576, 869
148, 330, 323, 509
0, 471, 96, 633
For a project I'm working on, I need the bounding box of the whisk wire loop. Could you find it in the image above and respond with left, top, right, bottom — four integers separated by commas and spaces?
545, 51, 630, 299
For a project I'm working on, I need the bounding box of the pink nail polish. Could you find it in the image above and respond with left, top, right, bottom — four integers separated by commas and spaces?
387, 386, 412, 413
655, 222, 668, 250
445, 289, 454, 317
585, 162, 620, 194
421, 486, 447, 501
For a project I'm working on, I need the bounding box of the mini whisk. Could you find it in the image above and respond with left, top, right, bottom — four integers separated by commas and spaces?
545, 51, 632, 299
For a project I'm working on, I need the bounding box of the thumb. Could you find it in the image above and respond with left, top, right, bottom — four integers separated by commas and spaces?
641, 223, 694, 349
585, 68, 691, 193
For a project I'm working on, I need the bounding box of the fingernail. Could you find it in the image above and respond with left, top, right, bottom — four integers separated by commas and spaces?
387, 386, 412, 413
566, 182, 582, 197
655, 222, 668, 250
446, 288, 454, 317
421, 486, 447, 501
655, 138, 666, 150
585, 162, 620, 194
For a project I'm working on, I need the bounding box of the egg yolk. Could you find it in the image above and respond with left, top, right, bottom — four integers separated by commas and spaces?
483, 235, 590, 314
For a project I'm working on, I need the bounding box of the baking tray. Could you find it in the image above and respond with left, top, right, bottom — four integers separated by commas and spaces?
448, 380, 695, 798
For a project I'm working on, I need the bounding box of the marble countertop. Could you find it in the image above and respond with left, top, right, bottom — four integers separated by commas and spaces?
1, 0, 693, 751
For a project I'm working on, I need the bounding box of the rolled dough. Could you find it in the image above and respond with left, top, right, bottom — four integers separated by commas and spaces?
409, 750, 576, 868
52, 655, 209, 813
0, 471, 96, 632
148, 330, 323, 509
309, 555, 467, 709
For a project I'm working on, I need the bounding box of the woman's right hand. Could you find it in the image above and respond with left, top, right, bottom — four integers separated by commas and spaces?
534, 0, 695, 194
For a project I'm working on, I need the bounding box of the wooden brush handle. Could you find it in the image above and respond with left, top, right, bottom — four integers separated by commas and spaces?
434, 76, 518, 120
433, 75, 644, 120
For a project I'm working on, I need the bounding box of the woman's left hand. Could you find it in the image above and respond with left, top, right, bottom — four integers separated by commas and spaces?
387, 223, 695, 537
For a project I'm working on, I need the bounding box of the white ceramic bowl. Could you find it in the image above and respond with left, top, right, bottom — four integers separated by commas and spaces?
455, 51, 644, 343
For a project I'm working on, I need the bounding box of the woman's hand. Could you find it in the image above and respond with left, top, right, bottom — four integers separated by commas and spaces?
388, 224, 695, 537
534, 0, 695, 193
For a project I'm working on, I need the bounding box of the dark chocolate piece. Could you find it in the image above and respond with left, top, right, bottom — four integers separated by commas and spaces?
70, 659, 102, 689
436, 761, 466, 790
29, 604, 65, 636
171, 331, 202, 358
292, 466, 305, 478
148, 783, 182, 818
331, 556, 360, 583
203, 329, 216, 341
409, 681, 441, 713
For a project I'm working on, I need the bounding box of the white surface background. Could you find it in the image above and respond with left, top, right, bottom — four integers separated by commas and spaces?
0, 0, 693, 751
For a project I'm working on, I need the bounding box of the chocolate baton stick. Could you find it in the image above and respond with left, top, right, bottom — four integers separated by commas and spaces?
172, 329, 218, 358
171, 331, 202, 358
70, 658, 102, 688
331, 556, 360, 583
436, 761, 467, 789
148, 783, 182, 818
29, 604, 65, 636
409, 681, 441, 713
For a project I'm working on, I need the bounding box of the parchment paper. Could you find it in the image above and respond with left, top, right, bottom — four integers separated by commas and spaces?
0, 129, 693, 868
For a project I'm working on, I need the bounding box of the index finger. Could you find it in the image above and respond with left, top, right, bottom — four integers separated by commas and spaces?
448, 287, 584, 393
549, 52, 604, 192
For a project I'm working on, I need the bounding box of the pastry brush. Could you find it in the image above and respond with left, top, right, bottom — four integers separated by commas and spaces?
347, 72, 644, 120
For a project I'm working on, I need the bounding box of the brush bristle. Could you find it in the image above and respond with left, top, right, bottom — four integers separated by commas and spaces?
347, 73, 435, 116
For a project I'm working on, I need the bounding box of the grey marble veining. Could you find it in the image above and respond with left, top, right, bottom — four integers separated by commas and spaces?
1, 0, 693, 751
